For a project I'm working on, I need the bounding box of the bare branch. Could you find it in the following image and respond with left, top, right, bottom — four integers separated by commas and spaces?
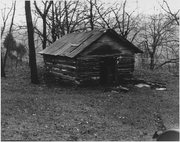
155, 58, 179, 69
160, 0, 179, 25
9, 1, 16, 33
34, 1, 43, 17
1, 2, 13, 37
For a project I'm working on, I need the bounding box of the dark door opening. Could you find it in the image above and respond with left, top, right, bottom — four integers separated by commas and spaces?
100, 57, 117, 85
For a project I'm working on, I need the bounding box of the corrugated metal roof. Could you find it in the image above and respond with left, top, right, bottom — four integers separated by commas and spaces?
39, 29, 142, 58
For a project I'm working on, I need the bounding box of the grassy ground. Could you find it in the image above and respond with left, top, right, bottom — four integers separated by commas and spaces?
1, 63, 179, 141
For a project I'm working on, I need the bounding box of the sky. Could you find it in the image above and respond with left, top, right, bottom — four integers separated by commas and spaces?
1, 0, 180, 25
106, 0, 180, 14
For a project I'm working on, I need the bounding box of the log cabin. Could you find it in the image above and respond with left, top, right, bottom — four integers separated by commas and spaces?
39, 29, 143, 85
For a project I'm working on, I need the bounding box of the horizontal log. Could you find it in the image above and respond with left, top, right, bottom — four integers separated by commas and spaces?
78, 69, 100, 72
77, 54, 122, 59
78, 62, 99, 65
45, 62, 53, 65
118, 75, 133, 78
78, 73, 100, 76
55, 60, 76, 65
55, 63, 76, 70
50, 70, 76, 81
78, 63, 100, 67
114, 54, 133, 58
118, 73, 133, 76
44, 55, 75, 61
78, 57, 98, 60
118, 63, 134, 67
119, 62, 134, 65
51, 67, 76, 76
77, 75, 101, 81
78, 67, 100, 71
49, 71, 80, 85
45, 62, 76, 70
78, 70, 100, 74
78, 73, 100, 77
118, 70, 133, 73
117, 66, 134, 69
45, 58, 76, 65
78, 72, 99, 76
118, 60, 134, 64
78, 75, 100, 78
78, 63, 100, 66
118, 67, 134, 70
78, 66, 100, 69
118, 72, 133, 74
118, 64, 134, 68
77, 61, 99, 64
118, 71, 132, 74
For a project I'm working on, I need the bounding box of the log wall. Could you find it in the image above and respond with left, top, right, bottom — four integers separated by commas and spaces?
43, 54, 135, 85
76, 57, 102, 83
44, 55, 79, 84
117, 54, 134, 78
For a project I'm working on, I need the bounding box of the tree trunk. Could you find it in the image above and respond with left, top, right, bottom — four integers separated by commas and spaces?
51, 1, 56, 42
2, 46, 9, 76
1, 56, 6, 77
25, 1, 39, 84
34, 1, 52, 49
64, 1, 70, 34
42, 17, 47, 49
150, 54, 155, 70
89, 0, 94, 30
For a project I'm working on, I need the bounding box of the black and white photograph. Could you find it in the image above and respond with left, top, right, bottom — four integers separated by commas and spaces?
1, 0, 179, 141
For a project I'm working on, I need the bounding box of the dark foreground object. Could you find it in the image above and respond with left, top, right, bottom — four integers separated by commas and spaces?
153, 130, 179, 141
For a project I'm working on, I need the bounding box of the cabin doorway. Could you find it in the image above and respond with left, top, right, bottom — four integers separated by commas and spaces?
100, 57, 117, 85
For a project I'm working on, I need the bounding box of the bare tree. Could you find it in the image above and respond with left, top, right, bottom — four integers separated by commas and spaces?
139, 14, 178, 70
0, 3, 14, 77
1, 1, 16, 77
83, 0, 108, 31
45, 0, 87, 40
160, 0, 179, 25
90, 0, 141, 42
93, 0, 112, 29
34, 1, 53, 49
33, 0, 141, 46
25, 1, 39, 84
1, 3, 13, 38
111, 0, 141, 41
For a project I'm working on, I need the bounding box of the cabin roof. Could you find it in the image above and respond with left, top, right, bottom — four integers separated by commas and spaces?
39, 29, 143, 58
